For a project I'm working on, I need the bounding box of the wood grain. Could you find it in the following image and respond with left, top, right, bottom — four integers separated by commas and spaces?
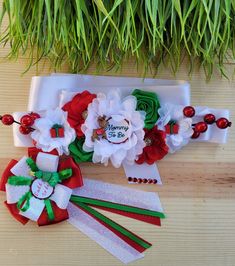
0, 4, 235, 266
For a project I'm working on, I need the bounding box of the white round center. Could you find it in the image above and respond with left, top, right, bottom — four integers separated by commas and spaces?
31, 179, 54, 199
105, 118, 130, 144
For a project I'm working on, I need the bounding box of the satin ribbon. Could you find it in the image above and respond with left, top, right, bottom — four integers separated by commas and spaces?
27, 157, 72, 187
70, 194, 165, 253
70, 195, 165, 219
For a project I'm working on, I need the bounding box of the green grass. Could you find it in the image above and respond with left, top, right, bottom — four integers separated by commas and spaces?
0, 0, 234, 79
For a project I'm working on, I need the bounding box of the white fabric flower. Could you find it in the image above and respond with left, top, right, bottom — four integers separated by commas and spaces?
31, 108, 75, 155
157, 104, 193, 153
81, 91, 146, 168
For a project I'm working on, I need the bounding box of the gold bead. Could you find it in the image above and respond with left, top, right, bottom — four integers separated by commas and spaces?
144, 138, 152, 146
82, 110, 88, 119
29, 170, 35, 176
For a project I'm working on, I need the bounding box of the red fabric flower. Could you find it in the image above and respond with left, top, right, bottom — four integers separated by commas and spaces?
62, 91, 96, 137
136, 126, 169, 165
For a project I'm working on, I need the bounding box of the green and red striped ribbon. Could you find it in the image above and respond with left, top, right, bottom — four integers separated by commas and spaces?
70, 195, 165, 252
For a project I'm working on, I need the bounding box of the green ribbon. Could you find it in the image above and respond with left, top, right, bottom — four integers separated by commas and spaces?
7, 176, 33, 186
17, 191, 32, 212
59, 168, 73, 181
70, 195, 166, 219
70, 195, 165, 250
26, 158, 72, 188
26, 157, 39, 172
73, 201, 152, 250
44, 199, 55, 221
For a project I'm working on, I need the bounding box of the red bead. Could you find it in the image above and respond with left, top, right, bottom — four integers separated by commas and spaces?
133, 177, 137, 183
216, 117, 232, 129
183, 106, 195, 118
128, 177, 133, 182
147, 179, 153, 184
20, 115, 34, 127
204, 113, 216, 124
137, 178, 143, 183
191, 128, 200, 139
143, 178, 148, 183
153, 179, 158, 184
1, 114, 14, 125
194, 122, 208, 133
30, 112, 40, 121
19, 126, 33, 135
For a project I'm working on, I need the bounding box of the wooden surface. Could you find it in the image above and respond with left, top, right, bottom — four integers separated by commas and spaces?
0, 13, 235, 266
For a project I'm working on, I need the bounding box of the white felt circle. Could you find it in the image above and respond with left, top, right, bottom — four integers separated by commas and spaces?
31, 179, 54, 199
105, 118, 130, 144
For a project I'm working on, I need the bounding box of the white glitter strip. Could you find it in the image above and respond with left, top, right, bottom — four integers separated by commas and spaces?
67, 202, 144, 264
72, 178, 163, 212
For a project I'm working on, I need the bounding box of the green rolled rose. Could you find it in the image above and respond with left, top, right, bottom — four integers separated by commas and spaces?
132, 89, 160, 129
69, 138, 93, 163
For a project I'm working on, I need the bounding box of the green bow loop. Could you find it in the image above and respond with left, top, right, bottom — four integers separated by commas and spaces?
58, 168, 72, 181
26, 157, 72, 187
26, 157, 39, 172
17, 191, 32, 212
7, 176, 33, 186
44, 199, 55, 221
33, 171, 60, 188
33, 168, 72, 187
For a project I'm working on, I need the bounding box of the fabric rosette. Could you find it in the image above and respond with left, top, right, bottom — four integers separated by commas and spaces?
69, 137, 93, 163
136, 126, 169, 165
0, 151, 83, 225
157, 104, 193, 152
81, 91, 146, 168
31, 108, 76, 155
62, 90, 96, 137
132, 89, 160, 130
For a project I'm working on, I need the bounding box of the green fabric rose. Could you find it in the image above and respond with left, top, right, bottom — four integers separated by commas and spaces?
132, 89, 160, 129
69, 138, 93, 163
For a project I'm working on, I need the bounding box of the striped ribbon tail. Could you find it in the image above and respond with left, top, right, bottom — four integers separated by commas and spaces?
70, 195, 165, 226
70, 195, 165, 253
71, 200, 151, 253
67, 178, 165, 263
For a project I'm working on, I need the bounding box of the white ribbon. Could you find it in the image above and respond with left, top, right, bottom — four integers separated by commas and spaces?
68, 178, 163, 263
13, 74, 229, 147
13, 74, 190, 147
28, 73, 190, 111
